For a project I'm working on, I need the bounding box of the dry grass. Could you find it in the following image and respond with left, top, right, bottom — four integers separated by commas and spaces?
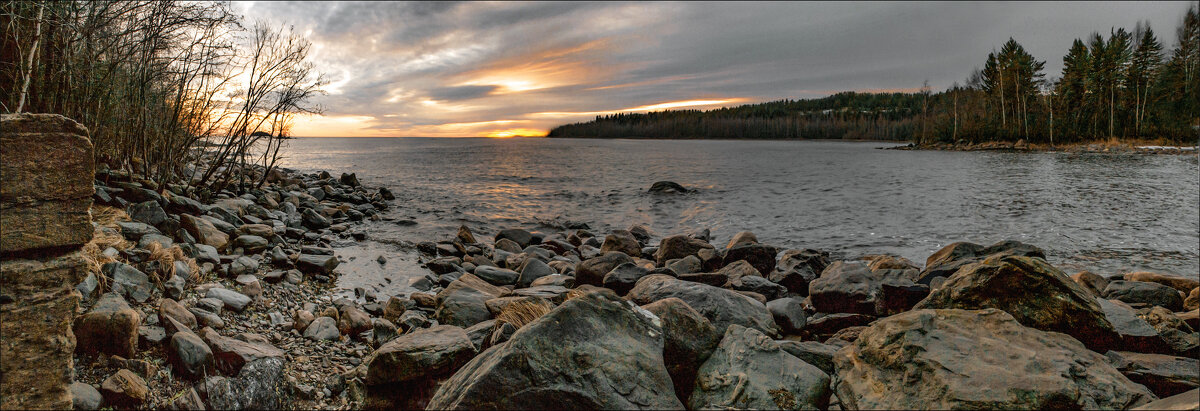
565, 288, 590, 301
495, 299, 555, 331
143, 242, 200, 284
81, 205, 133, 292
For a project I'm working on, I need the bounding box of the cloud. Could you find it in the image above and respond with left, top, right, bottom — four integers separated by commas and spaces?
238, 1, 1195, 137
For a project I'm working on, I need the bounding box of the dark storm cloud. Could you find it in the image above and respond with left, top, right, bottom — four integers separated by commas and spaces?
236, 1, 1195, 136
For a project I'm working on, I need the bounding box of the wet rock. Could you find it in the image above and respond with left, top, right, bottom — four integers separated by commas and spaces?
722, 243, 778, 276
1072, 271, 1110, 297
648, 181, 688, 194
340, 172, 360, 187
777, 340, 839, 375
495, 228, 534, 248
169, 330, 214, 379
206, 288, 251, 312
102, 262, 152, 304
601, 230, 642, 258
690, 324, 830, 410
575, 251, 634, 287
628, 274, 779, 336
777, 249, 830, 279
296, 254, 338, 275
1105, 351, 1199, 398
602, 262, 651, 295
914, 254, 1121, 353
100, 369, 148, 407
641, 297, 721, 402
516, 258, 555, 288
654, 235, 714, 265
426, 290, 683, 410
916, 240, 1045, 284
181, 214, 228, 251
833, 308, 1155, 410
1105, 280, 1184, 311
372, 318, 400, 348
493, 238, 522, 253
767, 297, 808, 334
473, 265, 519, 286
808, 261, 878, 315
666, 255, 702, 275
74, 292, 141, 358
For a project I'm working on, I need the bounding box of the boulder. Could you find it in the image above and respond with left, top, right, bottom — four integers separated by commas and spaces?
722, 243, 778, 275
914, 254, 1121, 353
641, 298, 721, 402
70, 381, 102, 410
808, 261, 877, 315
382, 297, 406, 323
917, 240, 1045, 284
129, 200, 167, 227
833, 308, 1156, 410
803, 313, 875, 340
1132, 388, 1199, 410
1072, 270, 1110, 297
168, 330, 214, 379
1124, 272, 1200, 294
730, 275, 787, 301
364, 325, 477, 385
180, 214, 228, 251
301, 208, 330, 230
777, 340, 839, 375
0, 113, 94, 252
602, 262, 650, 295
725, 231, 758, 249
666, 255, 702, 275
1105, 351, 1199, 398
473, 265, 519, 287
654, 235, 714, 265
158, 299, 197, 330
874, 281, 930, 316
1138, 307, 1199, 356
102, 262, 152, 304
100, 369, 147, 407
296, 254, 339, 275
1096, 298, 1172, 354
516, 259, 555, 288
338, 306, 372, 337
767, 297, 808, 334
435, 274, 505, 328
426, 290, 683, 410
293, 310, 315, 332
206, 288, 252, 312
600, 230, 642, 257
627, 274, 779, 336
228, 256, 259, 277
203, 357, 288, 410
200, 328, 284, 375
648, 181, 688, 193
495, 228, 534, 248
304, 317, 340, 341
690, 325, 830, 410
1105, 280, 1185, 311
233, 235, 268, 254
575, 251, 633, 286
74, 293, 140, 358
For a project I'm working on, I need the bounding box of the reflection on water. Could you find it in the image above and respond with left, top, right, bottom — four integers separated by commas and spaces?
279, 137, 1199, 294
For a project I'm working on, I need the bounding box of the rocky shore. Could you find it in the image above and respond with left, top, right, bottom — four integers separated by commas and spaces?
892, 140, 1199, 155
67, 167, 1198, 410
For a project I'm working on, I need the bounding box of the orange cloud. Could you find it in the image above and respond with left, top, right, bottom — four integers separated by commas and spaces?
453, 40, 617, 93
484, 128, 546, 138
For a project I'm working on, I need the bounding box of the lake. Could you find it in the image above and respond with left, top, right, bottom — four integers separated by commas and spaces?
276, 137, 1199, 298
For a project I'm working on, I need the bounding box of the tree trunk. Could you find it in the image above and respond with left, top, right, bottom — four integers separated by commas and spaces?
16, 2, 46, 113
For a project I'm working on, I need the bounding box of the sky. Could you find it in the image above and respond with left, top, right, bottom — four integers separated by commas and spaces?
233, 1, 1196, 137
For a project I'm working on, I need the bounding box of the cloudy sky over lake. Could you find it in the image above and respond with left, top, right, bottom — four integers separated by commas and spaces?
234, 1, 1195, 137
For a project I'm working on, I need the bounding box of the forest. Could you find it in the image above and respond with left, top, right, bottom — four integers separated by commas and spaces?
549, 6, 1199, 145
1, 1, 325, 197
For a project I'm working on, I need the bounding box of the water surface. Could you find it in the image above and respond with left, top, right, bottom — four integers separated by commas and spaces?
277, 137, 1199, 296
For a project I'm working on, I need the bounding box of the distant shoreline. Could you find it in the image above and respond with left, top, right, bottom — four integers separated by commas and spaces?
894, 139, 1199, 155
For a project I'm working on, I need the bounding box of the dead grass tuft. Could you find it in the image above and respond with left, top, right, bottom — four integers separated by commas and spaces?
81, 205, 134, 292
565, 288, 590, 301
143, 242, 200, 284
495, 299, 555, 331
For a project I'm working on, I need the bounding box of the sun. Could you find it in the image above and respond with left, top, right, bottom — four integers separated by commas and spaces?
484, 128, 546, 138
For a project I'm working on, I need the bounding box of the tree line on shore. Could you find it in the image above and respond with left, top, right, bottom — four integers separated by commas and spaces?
1, 1, 324, 197
549, 5, 1199, 144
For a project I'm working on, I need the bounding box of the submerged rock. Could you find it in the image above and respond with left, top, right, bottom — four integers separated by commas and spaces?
832, 308, 1155, 410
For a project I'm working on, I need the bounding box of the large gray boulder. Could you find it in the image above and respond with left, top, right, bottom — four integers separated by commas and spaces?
916, 240, 1045, 284
575, 251, 633, 286
833, 309, 1156, 410
203, 357, 288, 410
690, 324, 831, 410
363, 325, 476, 386
1105, 280, 1185, 311
640, 297, 721, 402
434, 274, 505, 328
808, 261, 878, 315
1096, 298, 1172, 354
426, 290, 683, 410
913, 254, 1121, 353
1105, 350, 1199, 398
653, 235, 714, 265
627, 274, 779, 337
